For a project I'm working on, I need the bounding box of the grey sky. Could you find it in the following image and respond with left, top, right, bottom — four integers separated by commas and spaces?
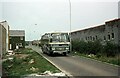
118, 1, 120, 18
0, 0, 119, 41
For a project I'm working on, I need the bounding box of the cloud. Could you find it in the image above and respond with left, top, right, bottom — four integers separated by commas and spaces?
1, 0, 118, 40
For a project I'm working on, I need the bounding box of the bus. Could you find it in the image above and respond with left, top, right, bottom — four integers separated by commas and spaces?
40, 32, 71, 56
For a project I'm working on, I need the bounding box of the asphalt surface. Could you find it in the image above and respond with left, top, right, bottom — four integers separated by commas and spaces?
29, 46, 119, 77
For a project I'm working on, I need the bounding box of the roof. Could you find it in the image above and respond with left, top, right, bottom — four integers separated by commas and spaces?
10, 30, 25, 36
71, 18, 119, 33
0, 24, 6, 30
71, 24, 105, 33
45, 31, 69, 34
105, 18, 120, 23
0, 20, 7, 23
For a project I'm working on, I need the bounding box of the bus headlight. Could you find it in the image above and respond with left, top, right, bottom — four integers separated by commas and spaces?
66, 47, 69, 50
52, 48, 55, 50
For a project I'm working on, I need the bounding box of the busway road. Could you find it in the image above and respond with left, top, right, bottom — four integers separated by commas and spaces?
29, 46, 119, 78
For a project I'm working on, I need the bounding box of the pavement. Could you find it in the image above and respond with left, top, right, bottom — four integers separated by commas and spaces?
28, 45, 119, 78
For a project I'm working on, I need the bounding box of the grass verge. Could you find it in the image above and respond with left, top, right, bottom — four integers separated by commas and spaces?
2, 48, 60, 76
71, 51, 120, 66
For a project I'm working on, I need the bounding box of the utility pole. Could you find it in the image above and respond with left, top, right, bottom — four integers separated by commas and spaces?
68, 0, 72, 52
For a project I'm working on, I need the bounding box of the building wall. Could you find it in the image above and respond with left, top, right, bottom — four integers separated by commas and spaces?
9, 30, 25, 50
118, 19, 120, 45
0, 25, 2, 57
0, 21, 9, 52
0, 23, 7, 76
105, 19, 119, 44
0, 24, 6, 57
71, 25, 105, 42
9, 36, 25, 50
71, 19, 120, 45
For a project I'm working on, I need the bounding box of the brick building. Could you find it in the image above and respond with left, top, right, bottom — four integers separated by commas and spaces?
9, 30, 25, 50
71, 18, 120, 45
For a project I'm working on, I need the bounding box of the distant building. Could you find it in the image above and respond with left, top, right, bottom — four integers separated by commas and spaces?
32, 40, 40, 46
9, 30, 25, 50
71, 18, 120, 45
0, 23, 6, 57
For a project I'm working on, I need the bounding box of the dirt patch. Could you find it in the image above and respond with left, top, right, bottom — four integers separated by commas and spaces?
15, 54, 29, 59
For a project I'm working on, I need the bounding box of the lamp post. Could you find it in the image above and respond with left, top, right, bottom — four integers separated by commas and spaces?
68, 0, 71, 33
68, 0, 72, 52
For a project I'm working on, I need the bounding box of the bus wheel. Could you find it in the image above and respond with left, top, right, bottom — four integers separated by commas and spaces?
43, 51, 46, 54
63, 52, 67, 56
49, 52, 53, 56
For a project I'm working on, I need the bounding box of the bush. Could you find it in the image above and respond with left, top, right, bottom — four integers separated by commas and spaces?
103, 42, 119, 57
72, 40, 87, 53
87, 40, 102, 55
72, 40, 119, 57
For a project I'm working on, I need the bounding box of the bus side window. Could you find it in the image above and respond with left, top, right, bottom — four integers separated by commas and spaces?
50, 38, 52, 42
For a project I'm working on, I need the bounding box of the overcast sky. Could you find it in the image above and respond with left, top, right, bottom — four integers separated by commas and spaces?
0, 0, 119, 41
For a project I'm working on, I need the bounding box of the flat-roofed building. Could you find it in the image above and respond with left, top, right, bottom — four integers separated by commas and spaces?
9, 30, 25, 50
71, 18, 120, 45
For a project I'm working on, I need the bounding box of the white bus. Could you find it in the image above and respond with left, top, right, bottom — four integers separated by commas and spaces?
41, 32, 71, 56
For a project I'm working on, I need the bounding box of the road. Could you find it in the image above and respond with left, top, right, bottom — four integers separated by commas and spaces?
29, 46, 119, 77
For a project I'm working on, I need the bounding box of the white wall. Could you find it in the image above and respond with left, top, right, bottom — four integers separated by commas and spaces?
0, 25, 2, 77
0, 25, 2, 57
0, 21, 9, 51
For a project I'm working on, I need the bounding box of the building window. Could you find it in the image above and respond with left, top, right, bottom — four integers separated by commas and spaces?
93, 37, 95, 41
88, 37, 89, 40
104, 36, 106, 40
20, 37, 23, 40
111, 33, 114, 39
108, 34, 110, 40
90, 36, 92, 40
86, 37, 87, 40
19, 43, 23, 47
96, 36, 97, 40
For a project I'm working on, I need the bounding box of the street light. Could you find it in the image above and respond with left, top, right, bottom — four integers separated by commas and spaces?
68, 0, 71, 32
68, 0, 72, 52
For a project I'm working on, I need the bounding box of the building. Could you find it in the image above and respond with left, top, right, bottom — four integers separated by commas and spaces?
32, 40, 40, 46
71, 18, 120, 45
9, 30, 25, 50
0, 23, 7, 57
0, 20, 9, 76
0, 24, 6, 77
0, 21, 9, 52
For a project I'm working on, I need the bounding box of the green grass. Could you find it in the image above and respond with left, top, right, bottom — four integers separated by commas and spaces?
71, 51, 120, 66
2, 48, 60, 76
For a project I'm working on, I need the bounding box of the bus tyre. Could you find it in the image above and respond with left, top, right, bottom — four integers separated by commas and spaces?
43, 51, 46, 54
63, 52, 67, 56
49, 52, 53, 56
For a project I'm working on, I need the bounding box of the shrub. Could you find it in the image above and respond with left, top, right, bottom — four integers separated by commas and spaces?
72, 40, 87, 53
71, 39, 80, 52
87, 40, 102, 55
71, 40, 119, 57
103, 41, 119, 57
